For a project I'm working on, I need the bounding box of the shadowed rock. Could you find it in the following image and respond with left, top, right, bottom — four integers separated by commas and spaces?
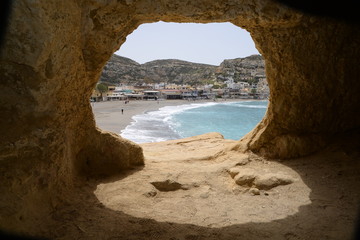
150, 180, 189, 192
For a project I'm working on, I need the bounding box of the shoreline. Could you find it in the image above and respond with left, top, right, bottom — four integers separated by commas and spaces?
92, 98, 261, 134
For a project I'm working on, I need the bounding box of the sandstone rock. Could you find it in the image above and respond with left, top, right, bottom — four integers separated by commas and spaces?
249, 187, 260, 195
228, 167, 242, 178
230, 167, 294, 190
234, 157, 250, 166
254, 173, 294, 190
233, 169, 257, 187
142, 132, 231, 162
143, 189, 157, 197
200, 192, 210, 199
75, 130, 144, 178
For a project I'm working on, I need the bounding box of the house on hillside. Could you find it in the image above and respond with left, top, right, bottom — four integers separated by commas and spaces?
107, 85, 116, 91
154, 82, 166, 89
256, 78, 270, 99
212, 89, 225, 98
200, 90, 215, 99
164, 84, 180, 90
228, 89, 242, 98
239, 81, 250, 89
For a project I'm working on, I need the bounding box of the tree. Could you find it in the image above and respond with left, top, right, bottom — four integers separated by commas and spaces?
251, 88, 257, 95
97, 83, 108, 98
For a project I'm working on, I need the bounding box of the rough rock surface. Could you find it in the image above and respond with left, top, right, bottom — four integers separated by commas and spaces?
229, 167, 294, 190
0, 0, 360, 238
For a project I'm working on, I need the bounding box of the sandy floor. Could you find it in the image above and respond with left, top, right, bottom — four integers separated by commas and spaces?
96, 133, 312, 228
41, 100, 358, 240
44, 133, 360, 240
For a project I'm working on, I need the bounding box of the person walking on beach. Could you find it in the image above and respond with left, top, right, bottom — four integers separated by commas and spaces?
121, 109, 124, 114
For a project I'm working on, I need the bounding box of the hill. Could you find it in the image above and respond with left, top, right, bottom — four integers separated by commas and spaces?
99, 54, 265, 86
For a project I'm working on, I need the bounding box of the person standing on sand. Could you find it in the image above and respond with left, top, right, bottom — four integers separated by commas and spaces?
121, 109, 124, 114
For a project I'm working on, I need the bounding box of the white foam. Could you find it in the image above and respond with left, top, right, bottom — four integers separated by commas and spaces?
120, 101, 268, 143
223, 101, 268, 109
120, 102, 219, 143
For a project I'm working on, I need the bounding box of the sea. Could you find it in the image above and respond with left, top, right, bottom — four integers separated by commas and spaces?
120, 100, 268, 143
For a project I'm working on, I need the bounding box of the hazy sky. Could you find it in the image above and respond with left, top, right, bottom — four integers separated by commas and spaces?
115, 22, 259, 66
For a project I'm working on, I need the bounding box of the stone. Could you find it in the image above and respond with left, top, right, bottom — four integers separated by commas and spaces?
249, 187, 260, 195
150, 180, 187, 192
143, 190, 157, 197
228, 167, 242, 178
234, 157, 250, 166
200, 192, 210, 199
233, 169, 257, 187
232, 186, 242, 195
231, 167, 295, 191
254, 173, 294, 190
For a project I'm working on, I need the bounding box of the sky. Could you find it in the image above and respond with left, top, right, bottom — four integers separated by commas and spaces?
115, 21, 259, 66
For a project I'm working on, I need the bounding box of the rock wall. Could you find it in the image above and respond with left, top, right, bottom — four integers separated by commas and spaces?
239, 19, 360, 158
0, 0, 360, 233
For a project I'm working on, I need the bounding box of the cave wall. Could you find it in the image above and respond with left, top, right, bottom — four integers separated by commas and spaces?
241, 19, 360, 158
0, 0, 360, 230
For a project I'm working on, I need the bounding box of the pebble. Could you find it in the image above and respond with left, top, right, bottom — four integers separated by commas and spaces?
249, 187, 260, 195
143, 190, 157, 197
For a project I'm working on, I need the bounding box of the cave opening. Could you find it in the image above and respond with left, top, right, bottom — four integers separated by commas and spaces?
91, 21, 269, 144
91, 22, 303, 229
1, 1, 360, 238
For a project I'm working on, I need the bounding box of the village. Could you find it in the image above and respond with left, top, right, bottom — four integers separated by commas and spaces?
91, 77, 269, 102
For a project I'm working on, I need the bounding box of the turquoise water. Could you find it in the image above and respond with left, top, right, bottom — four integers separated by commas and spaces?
121, 100, 268, 143
170, 101, 268, 140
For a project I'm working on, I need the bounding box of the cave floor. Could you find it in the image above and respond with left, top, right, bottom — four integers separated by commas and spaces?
40, 134, 360, 239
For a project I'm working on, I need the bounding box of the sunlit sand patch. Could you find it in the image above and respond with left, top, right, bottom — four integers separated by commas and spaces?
94, 134, 311, 227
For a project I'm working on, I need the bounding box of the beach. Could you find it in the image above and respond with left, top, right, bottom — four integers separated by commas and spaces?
92, 99, 221, 134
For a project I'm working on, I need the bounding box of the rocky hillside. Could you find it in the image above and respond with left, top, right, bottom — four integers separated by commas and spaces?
216, 55, 265, 83
100, 54, 265, 86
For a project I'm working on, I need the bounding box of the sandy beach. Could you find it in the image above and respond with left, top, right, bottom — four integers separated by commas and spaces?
92, 99, 224, 134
